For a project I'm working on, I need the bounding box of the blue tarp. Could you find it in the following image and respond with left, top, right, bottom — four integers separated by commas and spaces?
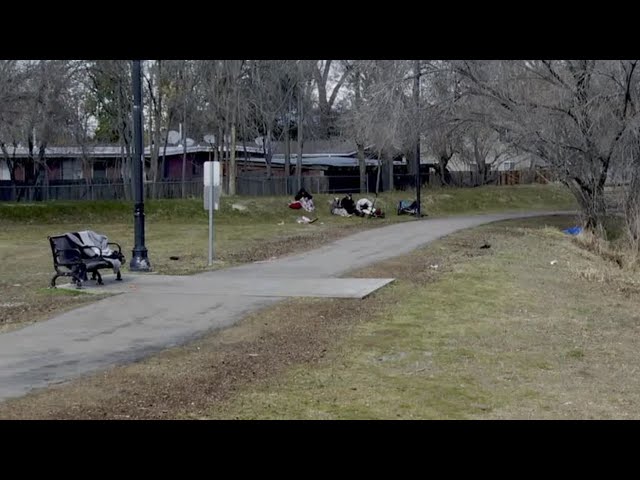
562, 226, 583, 236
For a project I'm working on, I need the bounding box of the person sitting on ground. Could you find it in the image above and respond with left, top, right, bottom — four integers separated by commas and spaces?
340, 193, 357, 215
330, 197, 351, 217
295, 188, 312, 202
353, 198, 384, 218
294, 188, 315, 212
355, 197, 374, 217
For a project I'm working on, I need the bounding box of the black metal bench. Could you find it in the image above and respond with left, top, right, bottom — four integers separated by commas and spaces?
48, 234, 124, 288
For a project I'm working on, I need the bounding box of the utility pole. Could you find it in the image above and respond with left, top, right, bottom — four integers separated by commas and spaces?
414, 59, 422, 218
130, 60, 151, 271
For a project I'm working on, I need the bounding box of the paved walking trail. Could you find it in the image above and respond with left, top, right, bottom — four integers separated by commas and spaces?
0, 211, 574, 402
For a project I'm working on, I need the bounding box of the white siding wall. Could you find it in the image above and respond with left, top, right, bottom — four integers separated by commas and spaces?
0, 160, 9, 180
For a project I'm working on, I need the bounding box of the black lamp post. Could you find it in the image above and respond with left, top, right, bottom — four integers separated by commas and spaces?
130, 59, 151, 271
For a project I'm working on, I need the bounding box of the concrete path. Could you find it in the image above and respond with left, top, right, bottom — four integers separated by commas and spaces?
59, 274, 396, 299
0, 210, 574, 402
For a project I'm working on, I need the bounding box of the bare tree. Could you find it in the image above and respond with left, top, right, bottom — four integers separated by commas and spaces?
4, 60, 82, 201
143, 60, 164, 198
340, 60, 375, 193
175, 61, 199, 198
313, 60, 352, 138
362, 60, 414, 191
454, 60, 640, 231
244, 60, 300, 181
341, 60, 416, 193
0, 61, 28, 199
87, 60, 134, 199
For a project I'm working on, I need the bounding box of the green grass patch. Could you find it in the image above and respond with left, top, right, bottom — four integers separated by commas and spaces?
0, 184, 576, 225
203, 215, 640, 419
6, 213, 640, 420
0, 184, 576, 330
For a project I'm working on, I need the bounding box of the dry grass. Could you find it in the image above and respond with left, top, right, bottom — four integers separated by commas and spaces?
4, 214, 640, 419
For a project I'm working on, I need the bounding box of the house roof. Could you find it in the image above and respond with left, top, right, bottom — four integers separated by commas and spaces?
270, 139, 382, 157
0, 143, 403, 167
270, 156, 380, 167
251, 156, 405, 168
270, 139, 358, 155
0, 144, 264, 158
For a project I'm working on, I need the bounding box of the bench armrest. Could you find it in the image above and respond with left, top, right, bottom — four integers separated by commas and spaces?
107, 242, 122, 253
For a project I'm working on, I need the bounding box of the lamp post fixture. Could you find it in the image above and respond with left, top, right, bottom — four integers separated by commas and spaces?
129, 59, 151, 271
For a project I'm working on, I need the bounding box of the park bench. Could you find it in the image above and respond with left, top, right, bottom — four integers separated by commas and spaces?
48, 232, 124, 288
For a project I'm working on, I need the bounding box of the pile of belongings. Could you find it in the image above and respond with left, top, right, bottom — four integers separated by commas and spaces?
288, 188, 315, 212
65, 230, 124, 278
331, 193, 385, 218
397, 199, 420, 216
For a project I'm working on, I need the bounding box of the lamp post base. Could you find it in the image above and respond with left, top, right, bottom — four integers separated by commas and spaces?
130, 248, 152, 272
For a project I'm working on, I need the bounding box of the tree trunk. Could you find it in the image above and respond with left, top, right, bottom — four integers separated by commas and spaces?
24, 133, 37, 201
383, 150, 394, 192
10, 145, 18, 201
265, 126, 273, 179
123, 142, 132, 201
296, 84, 304, 191
567, 177, 607, 232
147, 63, 161, 199
181, 122, 187, 199
284, 116, 291, 195
474, 141, 487, 186
180, 64, 190, 199
229, 122, 237, 196
242, 130, 248, 172
225, 127, 231, 194
153, 60, 163, 198
314, 60, 350, 138
221, 128, 227, 194
161, 128, 169, 186
80, 148, 93, 200
437, 155, 452, 186
147, 84, 154, 197
217, 126, 224, 192
38, 144, 48, 202
354, 66, 366, 193
316, 62, 330, 138
358, 143, 366, 193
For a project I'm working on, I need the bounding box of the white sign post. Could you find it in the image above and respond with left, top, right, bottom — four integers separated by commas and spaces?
204, 161, 220, 265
